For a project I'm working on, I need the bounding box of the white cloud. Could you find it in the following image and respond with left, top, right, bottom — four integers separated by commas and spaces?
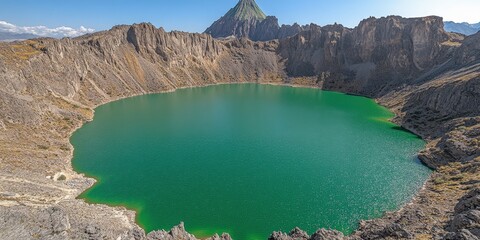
0, 20, 95, 38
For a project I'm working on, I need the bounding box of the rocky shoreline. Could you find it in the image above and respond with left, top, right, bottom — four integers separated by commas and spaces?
0, 16, 479, 240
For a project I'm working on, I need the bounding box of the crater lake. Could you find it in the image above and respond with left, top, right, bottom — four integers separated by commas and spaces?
71, 84, 431, 240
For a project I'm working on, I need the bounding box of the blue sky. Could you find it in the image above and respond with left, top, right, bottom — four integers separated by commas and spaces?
1, 0, 479, 37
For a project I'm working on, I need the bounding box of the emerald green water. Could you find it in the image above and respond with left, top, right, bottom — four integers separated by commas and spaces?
72, 84, 430, 240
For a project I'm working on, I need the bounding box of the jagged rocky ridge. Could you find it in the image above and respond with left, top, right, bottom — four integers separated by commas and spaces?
0, 15, 479, 240
205, 0, 308, 41
278, 16, 458, 93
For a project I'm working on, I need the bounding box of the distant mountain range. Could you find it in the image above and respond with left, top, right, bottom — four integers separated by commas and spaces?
444, 21, 480, 35
0, 31, 39, 42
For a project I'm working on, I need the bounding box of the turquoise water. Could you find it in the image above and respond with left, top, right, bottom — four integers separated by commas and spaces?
72, 84, 430, 240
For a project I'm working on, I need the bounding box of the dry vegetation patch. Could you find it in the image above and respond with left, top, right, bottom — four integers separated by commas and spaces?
0, 40, 46, 65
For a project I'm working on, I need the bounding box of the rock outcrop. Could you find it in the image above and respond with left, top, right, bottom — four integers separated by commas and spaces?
0, 13, 479, 240
453, 31, 480, 65
269, 227, 344, 240
278, 16, 461, 96
147, 223, 232, 240
444, 189, 480, 239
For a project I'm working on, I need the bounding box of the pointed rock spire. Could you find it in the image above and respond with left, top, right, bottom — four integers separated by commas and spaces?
224, 0, 267, 21
204, 0, 269, 39
204, 0, 305, 41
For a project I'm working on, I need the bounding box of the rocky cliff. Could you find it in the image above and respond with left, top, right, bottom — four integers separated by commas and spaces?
278, 16, 463, 95
444, 188, 480, 239
0, 15, 479, 240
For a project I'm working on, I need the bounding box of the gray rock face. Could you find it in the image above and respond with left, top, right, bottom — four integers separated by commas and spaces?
454, 31, 480, 65
0, 202, 147, 240
147, 223, 197, 240
449, 210, 480, 233
147, 223, 231, 240
444, 229, 479, 240
278, 16, 458, 96
278, 23, 307, 40
355, 222, 412, 240
418, 117, 480, 169
455, 189, 480, 216
445, 189, 480, 239
269, 227, 344, 240
0, 206, 70, 239
310, 229, 345, 240
278, 23, 352, 77
47, 207, 71, 234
